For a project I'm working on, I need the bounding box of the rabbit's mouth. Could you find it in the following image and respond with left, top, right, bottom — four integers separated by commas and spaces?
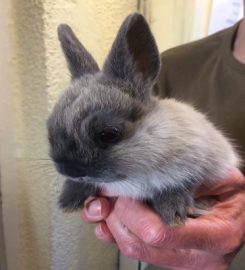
55, 162, 87, 178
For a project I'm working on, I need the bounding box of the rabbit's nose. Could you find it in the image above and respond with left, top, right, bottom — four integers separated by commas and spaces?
55, 162, 87, 178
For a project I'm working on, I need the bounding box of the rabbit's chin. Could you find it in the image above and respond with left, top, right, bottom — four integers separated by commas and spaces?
80, 175, 154, 200
93, 173, 190, 200
97, 180, 148, 200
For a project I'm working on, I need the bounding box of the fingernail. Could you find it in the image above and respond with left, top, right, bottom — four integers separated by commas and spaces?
86, 200, 101, 217
84, 197, 95, 205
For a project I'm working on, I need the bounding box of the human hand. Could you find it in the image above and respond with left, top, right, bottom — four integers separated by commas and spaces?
81, 169, 245, 270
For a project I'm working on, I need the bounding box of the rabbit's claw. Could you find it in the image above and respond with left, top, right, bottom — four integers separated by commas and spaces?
59, 179, 96, 211
150, 188, 194, 225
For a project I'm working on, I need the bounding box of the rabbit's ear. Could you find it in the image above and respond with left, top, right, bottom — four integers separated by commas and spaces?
58, 24, 99, 79
103, 13, 160, 101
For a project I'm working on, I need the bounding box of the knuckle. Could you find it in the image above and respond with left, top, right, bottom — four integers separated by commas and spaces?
120, 245, 136, 259
143, 225, 166, 246
224, 236, 243, 254
222, 223, 244, 253
120, 242, 142, 260
115, 199, 130, 216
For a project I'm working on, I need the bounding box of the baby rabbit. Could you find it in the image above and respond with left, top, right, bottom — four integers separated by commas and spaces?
47, 13, 239, 225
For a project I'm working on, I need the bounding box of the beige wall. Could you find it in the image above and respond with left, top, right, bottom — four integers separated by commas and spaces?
143, 0, 212, 53
0, 0, 20, 269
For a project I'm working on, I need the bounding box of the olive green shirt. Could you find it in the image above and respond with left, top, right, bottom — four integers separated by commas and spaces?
147, 21, 245, 270
156, 21, 245, 174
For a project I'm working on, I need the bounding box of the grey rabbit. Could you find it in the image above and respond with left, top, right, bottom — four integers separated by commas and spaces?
47, 13, 239, 225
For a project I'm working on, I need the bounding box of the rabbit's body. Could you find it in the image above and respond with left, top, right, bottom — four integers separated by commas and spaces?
48, 14, 239, 224
97, 98, 238, 200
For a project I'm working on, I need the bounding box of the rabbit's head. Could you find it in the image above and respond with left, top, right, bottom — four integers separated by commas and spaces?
47, 13, 160, 183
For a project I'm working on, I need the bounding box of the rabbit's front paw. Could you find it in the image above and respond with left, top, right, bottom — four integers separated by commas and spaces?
149, 188, 194, 225
59, 179, 96, 211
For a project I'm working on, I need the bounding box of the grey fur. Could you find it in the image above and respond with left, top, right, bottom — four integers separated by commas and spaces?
47, 13, 239, 224
103, 13, 160, 102
58, 24, 99, 79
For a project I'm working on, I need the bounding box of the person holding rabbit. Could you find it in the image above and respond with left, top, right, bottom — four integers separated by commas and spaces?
80, 13, 245, 270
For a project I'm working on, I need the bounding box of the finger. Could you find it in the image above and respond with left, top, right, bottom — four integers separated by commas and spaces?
139, 247, 228, 270
105, 212, 228, 269
81, 198, 111, 223
112, 197, 245, 254
195, 168, 245, 197
112, 197, 168, 244
169, 190, 245, 254
106, 210, 150, 260
94, 222, 116, 243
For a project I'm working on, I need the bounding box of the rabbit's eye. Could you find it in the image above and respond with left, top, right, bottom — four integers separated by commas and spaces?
99, 126, 121, 144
